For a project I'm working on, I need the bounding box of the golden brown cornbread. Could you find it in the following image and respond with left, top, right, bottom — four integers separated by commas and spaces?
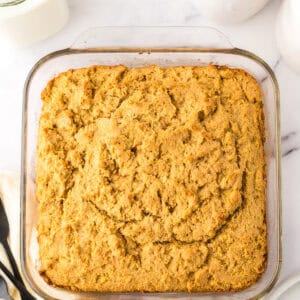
36, 64, 266, 292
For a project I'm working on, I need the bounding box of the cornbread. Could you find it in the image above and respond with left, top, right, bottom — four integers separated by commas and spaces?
36, 64, 266, 292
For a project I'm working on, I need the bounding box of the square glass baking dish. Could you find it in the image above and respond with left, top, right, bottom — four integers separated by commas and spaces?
21, 27, 281, 300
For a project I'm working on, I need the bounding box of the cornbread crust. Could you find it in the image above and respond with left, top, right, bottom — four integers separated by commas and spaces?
36, 64, 266, 292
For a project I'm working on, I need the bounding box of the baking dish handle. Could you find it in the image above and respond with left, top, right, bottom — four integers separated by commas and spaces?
70, 26, 234, 50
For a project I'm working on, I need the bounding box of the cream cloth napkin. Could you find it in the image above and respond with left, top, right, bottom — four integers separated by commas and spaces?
0, 172, 21, 300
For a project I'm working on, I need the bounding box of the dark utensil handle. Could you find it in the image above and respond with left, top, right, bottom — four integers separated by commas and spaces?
0, 261, 35, 300
2, 240, 29, 300
2, 239, 24, 284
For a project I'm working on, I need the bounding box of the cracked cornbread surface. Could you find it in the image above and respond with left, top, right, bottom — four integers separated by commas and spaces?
36, 64, 266, 292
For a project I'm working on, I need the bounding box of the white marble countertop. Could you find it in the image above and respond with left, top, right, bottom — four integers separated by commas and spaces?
0, 0, 300, 298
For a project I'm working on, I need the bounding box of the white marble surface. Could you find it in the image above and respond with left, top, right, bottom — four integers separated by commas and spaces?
0, 0, 300, 298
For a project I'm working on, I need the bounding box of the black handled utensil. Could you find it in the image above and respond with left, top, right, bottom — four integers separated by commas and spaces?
0, 198, 24, 283
0, 261, 35, 300
0, 274, 12, 300
0, 198, 34, 299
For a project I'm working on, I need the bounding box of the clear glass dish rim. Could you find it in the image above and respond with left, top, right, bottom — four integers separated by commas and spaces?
20, 40, 282, 300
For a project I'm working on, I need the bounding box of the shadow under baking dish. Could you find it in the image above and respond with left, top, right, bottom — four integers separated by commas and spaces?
20, 27, 281, 300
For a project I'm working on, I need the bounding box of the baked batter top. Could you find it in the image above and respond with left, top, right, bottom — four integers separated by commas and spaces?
36, 65, 266, 292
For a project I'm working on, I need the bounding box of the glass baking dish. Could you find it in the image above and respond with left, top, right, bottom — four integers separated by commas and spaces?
21, 27, 281, 300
